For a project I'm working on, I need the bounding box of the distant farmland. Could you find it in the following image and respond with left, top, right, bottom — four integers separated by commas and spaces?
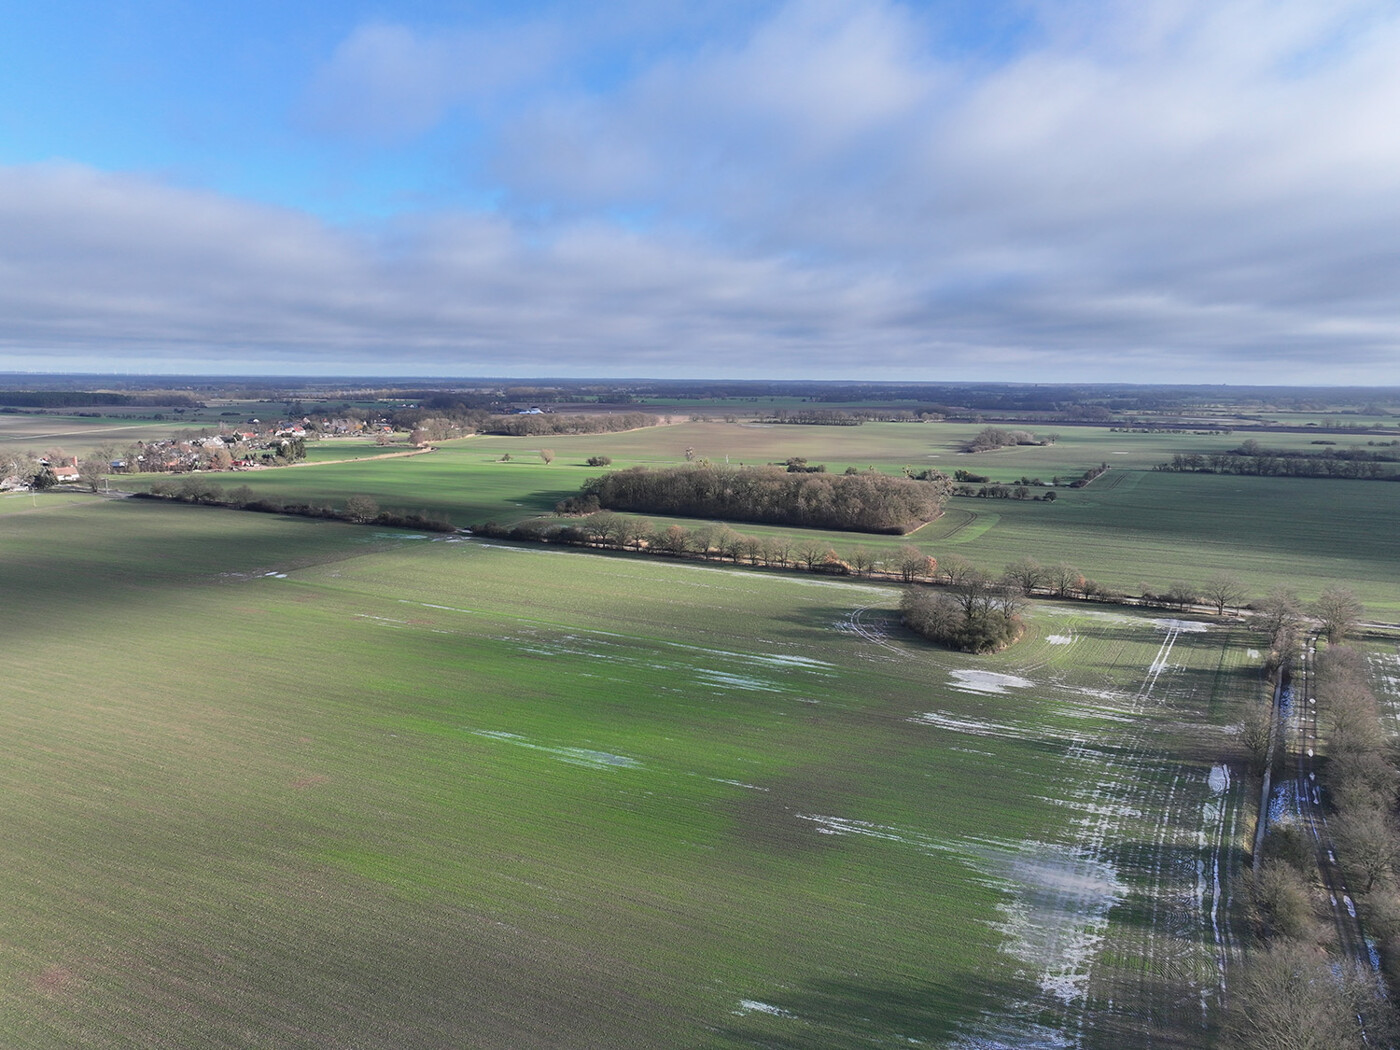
0, 496, 1258, 1048
104, 419, 1400, 614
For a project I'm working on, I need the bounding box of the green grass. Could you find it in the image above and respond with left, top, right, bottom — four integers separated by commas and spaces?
0, 499, 1257, 1047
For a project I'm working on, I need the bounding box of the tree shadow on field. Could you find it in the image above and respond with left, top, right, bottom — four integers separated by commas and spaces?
703, 972, 1029, 1050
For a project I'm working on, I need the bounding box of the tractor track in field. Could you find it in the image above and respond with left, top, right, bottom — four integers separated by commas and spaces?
841, 604, 908, 658
952, 618, 1243, 1049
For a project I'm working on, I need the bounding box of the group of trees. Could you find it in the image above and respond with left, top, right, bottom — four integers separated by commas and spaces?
563, 464, 953, 534
900, 573, 1025, 653
1233, 587, 1397, 1047
961, 427, 1054, 452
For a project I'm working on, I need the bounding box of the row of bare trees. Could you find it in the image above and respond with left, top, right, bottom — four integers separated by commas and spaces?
1232, 590, 1394, 1048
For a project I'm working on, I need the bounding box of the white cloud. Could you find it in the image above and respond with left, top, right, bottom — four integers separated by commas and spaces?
7, 0, 1400, 382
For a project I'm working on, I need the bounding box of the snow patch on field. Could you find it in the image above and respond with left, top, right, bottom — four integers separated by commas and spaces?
711, 778, 769, 792
733, 1000, 796, 1019
472, 730, 640, 770
665, 641, 832, 672
1208, 764, 1230, 794
947, 1019, 1073, 1049
1039, 606, 1138, 626
909, 711, 1020, 738
1046, 635, 1074, 645
948, 670, 1035, 694
696, 669, 782, 692
971, 839, 1125, 1004
797, 814, 949, 855
1153, 618, 1208, 633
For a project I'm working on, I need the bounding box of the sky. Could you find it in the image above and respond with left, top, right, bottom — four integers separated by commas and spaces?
2, 0, 1399, 384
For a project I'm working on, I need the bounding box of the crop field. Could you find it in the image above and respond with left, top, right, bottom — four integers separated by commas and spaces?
0, 413, 189, 453
147, 421, 1400, 616
0, 497, 1259, 1048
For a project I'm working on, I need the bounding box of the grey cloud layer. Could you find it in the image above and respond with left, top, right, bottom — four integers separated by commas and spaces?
6, 0, 1400, 380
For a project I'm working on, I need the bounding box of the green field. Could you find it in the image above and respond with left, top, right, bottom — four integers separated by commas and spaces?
0, 497, 1258, 1048
112, 421, 1400, 616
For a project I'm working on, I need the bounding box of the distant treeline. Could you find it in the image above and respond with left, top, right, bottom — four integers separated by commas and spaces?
0, 390, 202, 408
390, 407, 659, 439
484, 411, 659, 437
560, 464, 951, 534
753, 408, 945, 425
1157, 441, 1400, 480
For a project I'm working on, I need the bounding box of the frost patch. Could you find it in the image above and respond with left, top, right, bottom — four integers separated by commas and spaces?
948, 670, 1035, 694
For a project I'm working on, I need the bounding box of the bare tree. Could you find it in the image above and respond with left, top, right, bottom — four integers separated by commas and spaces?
739, 535, 763, 565
898, 545, 932, 582
937, 553, 975, 587
1334, 807, 1400, 892
1256, 586, 1303, 638
796, 539, 830, 571
1003, 556, 1046, 596
1313, 586, 1364, 643
1202, 572, 1246, 615
1049, 563, 1082, 599
77, 456, 108, 492
848, 547, 875, 577
343, 495, 380, 524
539, 448, 555, 465
1224, 941, 1375, 1050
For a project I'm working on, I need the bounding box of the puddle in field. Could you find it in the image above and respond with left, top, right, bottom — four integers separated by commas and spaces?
471, 730, 640, 770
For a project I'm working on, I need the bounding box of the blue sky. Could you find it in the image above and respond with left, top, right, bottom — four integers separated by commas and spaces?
2, 0, 1399, 382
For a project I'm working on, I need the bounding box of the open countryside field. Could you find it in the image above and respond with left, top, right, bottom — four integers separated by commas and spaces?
0, 496, 1258, 1048
140, 420, 1400, 616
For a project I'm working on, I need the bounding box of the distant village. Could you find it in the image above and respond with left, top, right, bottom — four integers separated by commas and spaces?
1, 414, 399, 491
